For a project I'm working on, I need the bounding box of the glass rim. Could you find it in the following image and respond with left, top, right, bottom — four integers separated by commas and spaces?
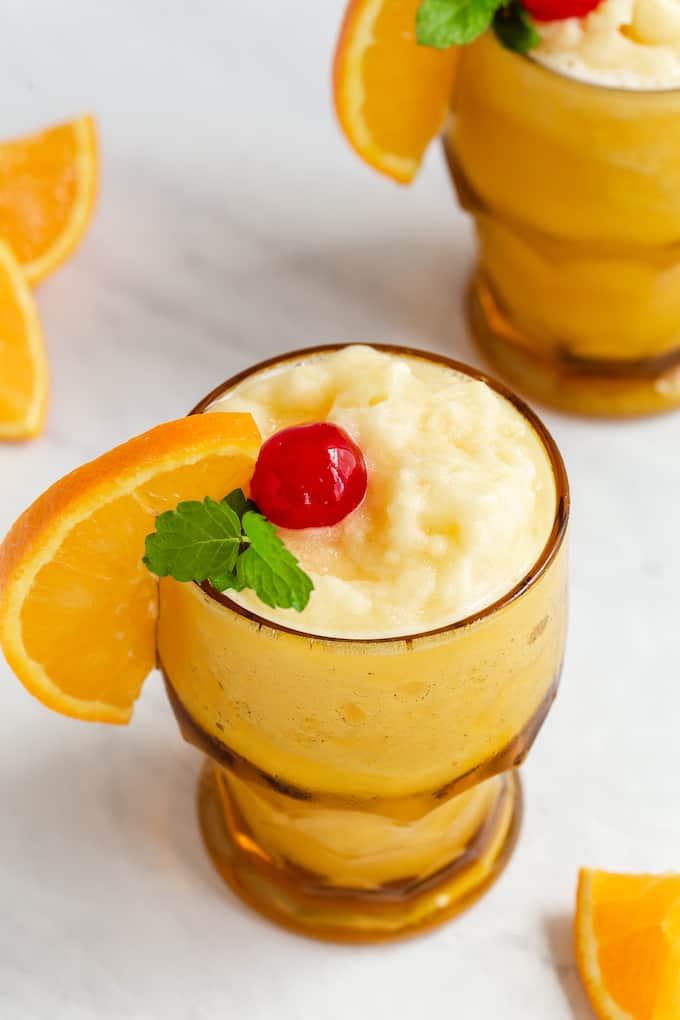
189, 342, 570, 647
489, 29, 680, 97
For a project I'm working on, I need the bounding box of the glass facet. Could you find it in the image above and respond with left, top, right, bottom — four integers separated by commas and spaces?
446, 34, 680, 417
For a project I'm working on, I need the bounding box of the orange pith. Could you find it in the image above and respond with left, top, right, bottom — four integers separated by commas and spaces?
0, 241, 49, 440
0, 413, 261, 723
0, 114, 98, 284
333, 0, 458, 183
575, 868, 680, 1020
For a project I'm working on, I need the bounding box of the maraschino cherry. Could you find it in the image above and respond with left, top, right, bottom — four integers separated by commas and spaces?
523, 0, 601, 21
250, 422, 368, 529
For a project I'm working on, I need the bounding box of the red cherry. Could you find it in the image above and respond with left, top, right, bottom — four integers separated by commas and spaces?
250, 422, 368, 529
523, 0, 601, 21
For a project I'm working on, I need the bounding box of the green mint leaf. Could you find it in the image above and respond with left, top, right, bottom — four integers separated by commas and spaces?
223, 488, 257, 520
238, 511, 314, 612
143, 488, 314, 614
205, 574, 240, 593
234, 547, 311, 612
143, 497, 242, 583
493, 1, 540, 53
417, 0, 503, 48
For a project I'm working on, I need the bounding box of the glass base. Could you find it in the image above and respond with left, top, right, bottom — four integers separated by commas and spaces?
197, 760, 522, 944
468, 275, 680, 419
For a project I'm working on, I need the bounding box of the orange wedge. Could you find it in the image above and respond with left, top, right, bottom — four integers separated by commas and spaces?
0, 114, 98, 284
576, 868, 680, 1020
0, 413, 260, 723
333, 0, 458, 184
0, 240, 49, 440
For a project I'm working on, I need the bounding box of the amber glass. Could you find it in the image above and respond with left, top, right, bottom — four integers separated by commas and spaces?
157, 344, 570, 942
445, 33, 680, 417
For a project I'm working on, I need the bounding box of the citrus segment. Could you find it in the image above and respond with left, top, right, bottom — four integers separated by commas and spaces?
0, 240, 48, 439
576, 868, 680, 1020
333, 0, 458, 183
0, 114, 98, 284
0, 413, 260, 723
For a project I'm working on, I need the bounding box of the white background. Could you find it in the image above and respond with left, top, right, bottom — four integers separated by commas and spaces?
2, 3, 679, 1018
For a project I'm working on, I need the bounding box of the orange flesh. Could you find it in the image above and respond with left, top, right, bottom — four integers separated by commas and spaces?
0, 114, 98, 283
334, 0, 458, 183
576, 870, 680, 1020
0, 241, 48, 439
0, 413, 260, 722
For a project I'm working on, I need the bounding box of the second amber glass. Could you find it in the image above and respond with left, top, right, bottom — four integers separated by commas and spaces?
446, 33, 680, 417
157, 345, 569, 941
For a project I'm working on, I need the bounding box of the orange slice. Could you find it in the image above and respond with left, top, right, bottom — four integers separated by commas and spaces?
0, 114, 98, 284
333, 0, 458, 184
0, 240, 48, 440
0, 413, 260, 723
576, 868, 680, 1020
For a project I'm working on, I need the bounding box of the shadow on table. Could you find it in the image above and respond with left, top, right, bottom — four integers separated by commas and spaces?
258, 230, 477, 363
1, 725, 258, 927
544, 914, 595, 1020
84, 164, 482, 417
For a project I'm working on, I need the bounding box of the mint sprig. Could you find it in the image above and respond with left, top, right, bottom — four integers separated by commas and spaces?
416, 0, 539, 53
493, 0, 540, 53
234, 513, 313, 612
143, 488, 314, 613
417, 0, 503, 48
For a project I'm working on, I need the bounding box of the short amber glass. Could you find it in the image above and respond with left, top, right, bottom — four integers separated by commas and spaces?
157, 344, 570, 942
445, 33, 680, 417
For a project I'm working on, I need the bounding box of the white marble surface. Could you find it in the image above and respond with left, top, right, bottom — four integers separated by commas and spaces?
2, 3, 680, 1018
